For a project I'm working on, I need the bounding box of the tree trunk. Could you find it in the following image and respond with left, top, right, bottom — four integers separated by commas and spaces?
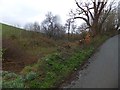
90, 20, 99, 36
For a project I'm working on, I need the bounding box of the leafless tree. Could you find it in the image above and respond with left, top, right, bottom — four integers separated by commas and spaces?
33, 22, 40, 32
77, 23, 89, 33
70, 0, 114, 36
71, 23, 77, 34
24, 22, 40, 32
99, 1, 120, 33
65, 18, 74, 40
101, 8, 117, 32
24, 23, 34, 31
41, 12, 65, 39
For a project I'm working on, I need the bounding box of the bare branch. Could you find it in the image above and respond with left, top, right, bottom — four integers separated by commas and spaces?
74, 16, 91, 27
98, 1, 107, 16
75, 0, 87, 14
96, 2, 101, 10
85, 3, 94, 20
72, 0, 112, 35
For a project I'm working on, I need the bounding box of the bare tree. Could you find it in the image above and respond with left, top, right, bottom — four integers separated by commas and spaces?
70, 0, 114, 36
77, 23, 88, 39
24, 23, 34, 31
101, 8, 117, 33
41, 12, 65, 39
65, 18, 74, 40
53, 24, 65, 40
71, 23, 77, 34
100, 1, 120, 33
77, 23, 89, 33
33, 22, 40, 32
24, 22, 40, 32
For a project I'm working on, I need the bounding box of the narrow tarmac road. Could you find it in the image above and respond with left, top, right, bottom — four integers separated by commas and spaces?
63, 35, 119, 88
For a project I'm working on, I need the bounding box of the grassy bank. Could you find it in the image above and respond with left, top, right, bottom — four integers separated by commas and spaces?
2, 23, 58, 72
2, 33, 112, 88
2, 47, 94, 88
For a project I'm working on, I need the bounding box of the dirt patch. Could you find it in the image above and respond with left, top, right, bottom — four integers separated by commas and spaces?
2, 38, 38, 73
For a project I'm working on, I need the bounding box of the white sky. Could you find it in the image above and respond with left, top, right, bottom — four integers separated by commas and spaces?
0, 0, 79, 27
0, 0, 119, 28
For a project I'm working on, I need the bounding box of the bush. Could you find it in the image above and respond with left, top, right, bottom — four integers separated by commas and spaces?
3, 72, 17, 80
25, 71, 37, 81
2, 77, 24, 88
2, 71, 24, 88
20, 66, 33, 75
1, 48, 7, 61
2, 71, 9, 76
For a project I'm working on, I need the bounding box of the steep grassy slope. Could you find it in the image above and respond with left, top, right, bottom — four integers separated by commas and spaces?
2, 23, 57, 73
2, 23, 24, 37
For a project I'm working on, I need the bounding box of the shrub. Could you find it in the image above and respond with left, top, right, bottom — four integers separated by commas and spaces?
2, 76, 24, 88
21, 63, 42, 75
3, 72, 17, 80
1, 48, 7, 61
25, 71, 37, 81
20, 66, 33, 75
2, 71, 24, 88
2, 71, 9, 76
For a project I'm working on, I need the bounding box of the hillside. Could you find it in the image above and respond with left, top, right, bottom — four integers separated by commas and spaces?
2, 23, 58, 73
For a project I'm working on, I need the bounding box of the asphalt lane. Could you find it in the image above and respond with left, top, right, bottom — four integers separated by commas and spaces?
63, 35, 119, 88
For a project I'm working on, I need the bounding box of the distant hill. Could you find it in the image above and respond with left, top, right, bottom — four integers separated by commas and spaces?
1, 23, 25, 31
1, 23, 30, 38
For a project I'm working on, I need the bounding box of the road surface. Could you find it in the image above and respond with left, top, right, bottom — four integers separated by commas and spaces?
63, 35, 119, 88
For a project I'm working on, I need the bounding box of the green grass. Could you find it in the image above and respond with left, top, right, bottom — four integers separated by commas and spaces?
0, 23, 2, 30
2, 47, 94, 88
2, 71, 24, 88
2, 23, 24, 38
2, 23, 57, 61
36, 47, 94, 88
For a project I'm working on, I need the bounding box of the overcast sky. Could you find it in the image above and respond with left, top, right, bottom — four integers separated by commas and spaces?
0, 0, 119, 28
0, 0, 79, 27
